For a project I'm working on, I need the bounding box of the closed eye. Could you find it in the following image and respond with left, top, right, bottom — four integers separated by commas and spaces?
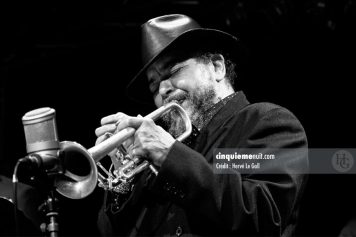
148, 64, 187, 94
169, 65, 186, 78
149, 79, 160, 94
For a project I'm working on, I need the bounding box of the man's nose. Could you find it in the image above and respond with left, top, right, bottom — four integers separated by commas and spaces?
159, 79, 174, 99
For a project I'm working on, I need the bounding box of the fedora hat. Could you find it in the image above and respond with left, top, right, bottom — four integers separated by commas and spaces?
126, 14, 245, 104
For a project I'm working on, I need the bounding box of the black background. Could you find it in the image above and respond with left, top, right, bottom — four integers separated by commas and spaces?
1, 1, 355, 236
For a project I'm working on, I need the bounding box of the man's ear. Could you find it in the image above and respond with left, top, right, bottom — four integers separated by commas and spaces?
211, 54, 226, 82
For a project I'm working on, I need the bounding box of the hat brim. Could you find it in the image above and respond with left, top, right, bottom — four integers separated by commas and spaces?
126, 28, 246, 104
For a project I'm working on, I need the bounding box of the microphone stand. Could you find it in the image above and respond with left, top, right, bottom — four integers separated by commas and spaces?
36, 154, 62, 237
34, 163, 62, 237
39, 190, 59, 237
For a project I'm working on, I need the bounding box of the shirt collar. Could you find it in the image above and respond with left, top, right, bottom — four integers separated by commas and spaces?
183, 91, 239, 147
200, 92, 239, 131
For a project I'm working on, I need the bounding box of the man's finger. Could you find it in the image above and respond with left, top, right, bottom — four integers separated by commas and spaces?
101, 112, 127, 125
95, 123, 117, 137
95, 134, 109, 146
116, 117, 145, 132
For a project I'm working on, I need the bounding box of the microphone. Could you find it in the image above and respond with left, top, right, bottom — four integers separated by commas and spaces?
21, 107, 60, 173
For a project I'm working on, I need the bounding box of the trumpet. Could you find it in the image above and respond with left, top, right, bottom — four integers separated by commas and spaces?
55, 102, 192, 199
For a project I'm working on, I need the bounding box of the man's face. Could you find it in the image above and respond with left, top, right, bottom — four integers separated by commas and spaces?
146, 51, 222, 134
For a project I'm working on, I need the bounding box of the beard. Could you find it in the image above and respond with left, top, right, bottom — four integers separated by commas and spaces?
161, 85, 216, 139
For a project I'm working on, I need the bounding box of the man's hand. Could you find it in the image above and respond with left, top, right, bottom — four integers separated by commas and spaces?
95, 112, 176, 167
95, 112, 133, 159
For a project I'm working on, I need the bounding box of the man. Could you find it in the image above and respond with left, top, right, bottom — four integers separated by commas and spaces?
95, 14, 308, 236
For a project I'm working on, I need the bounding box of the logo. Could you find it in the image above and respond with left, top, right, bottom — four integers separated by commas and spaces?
332, 150, 354, 173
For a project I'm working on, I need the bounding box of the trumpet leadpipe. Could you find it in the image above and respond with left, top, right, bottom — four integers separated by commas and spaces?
88, 127, 136, 162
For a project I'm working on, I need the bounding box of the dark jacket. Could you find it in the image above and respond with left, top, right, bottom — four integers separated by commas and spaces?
98, 91, 309, 236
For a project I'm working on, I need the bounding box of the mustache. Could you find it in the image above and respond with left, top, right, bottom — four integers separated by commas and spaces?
163, 92, 189, 105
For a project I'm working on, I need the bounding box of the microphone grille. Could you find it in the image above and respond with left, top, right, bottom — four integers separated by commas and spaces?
22, 107, 59, 153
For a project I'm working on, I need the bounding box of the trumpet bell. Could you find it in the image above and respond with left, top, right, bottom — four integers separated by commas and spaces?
55, 141, 98, 199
